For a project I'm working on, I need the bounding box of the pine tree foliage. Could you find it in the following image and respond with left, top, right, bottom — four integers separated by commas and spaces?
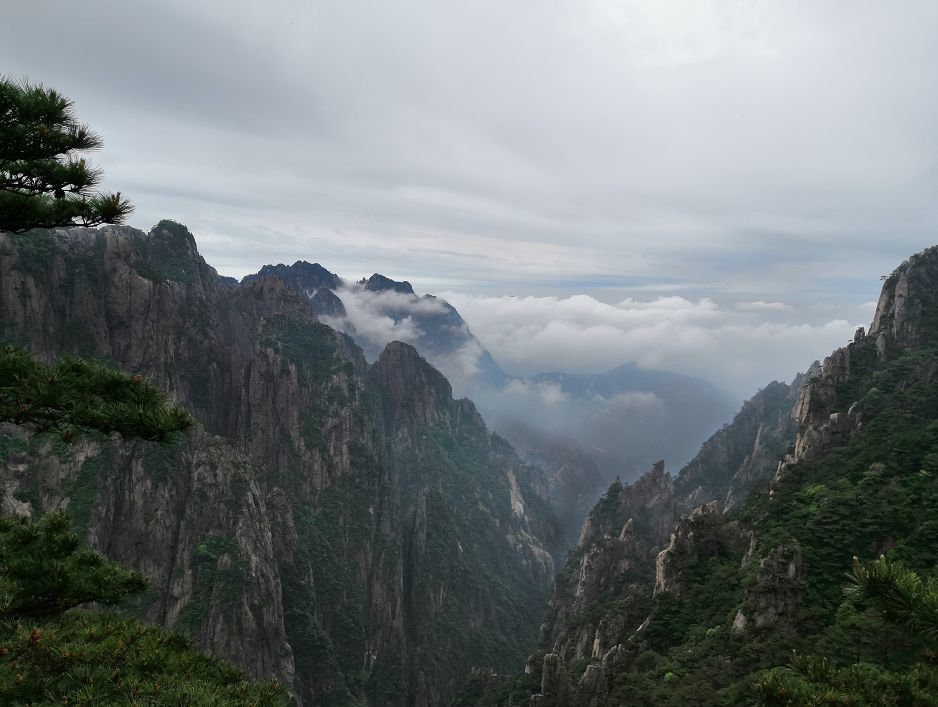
0, 344, 194, 441
0, 613, 285, 706
846, 555, 938, 641
0, 77, 132, 233
0, 513, 284, 705
753, 654, 938, 706
752, 560, 938, 706
0, 512, 147, 618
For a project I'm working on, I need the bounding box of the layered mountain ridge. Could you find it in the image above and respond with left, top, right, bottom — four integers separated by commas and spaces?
0, 222, 561, 706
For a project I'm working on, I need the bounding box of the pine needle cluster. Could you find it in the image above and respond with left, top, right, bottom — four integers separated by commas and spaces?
0, 344, 194, 441
0, 512, 147, 619
0, 77, 132, 233
846, 555, 938, 642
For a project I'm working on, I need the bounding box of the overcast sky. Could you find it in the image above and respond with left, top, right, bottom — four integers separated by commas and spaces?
3, 1, 937, 397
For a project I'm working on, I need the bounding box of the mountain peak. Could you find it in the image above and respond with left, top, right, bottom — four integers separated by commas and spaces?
149, 220, 199, 258
369, 341, 454, 424
870, 244, 938, 351
242, 261, 341, 292
361, 273, 414, 294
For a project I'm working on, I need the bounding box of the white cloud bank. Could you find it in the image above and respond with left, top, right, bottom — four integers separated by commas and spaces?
320, 285, 449, 354
442, 292, 864, 399
320, 285, 488, 391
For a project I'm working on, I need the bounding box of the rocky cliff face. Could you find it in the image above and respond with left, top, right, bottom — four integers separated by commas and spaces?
677, 373, 809, 510
496, 422, 607, 548
0, 223, 560, 706
245, 262, 737, 550
731, 542, 804, 635
653, 501, 747, 598
246, 261, 508, 394
785, 245, 938, 468
538, 462, 675, 665
869, 245, 938, 352
515, 373, 809, 703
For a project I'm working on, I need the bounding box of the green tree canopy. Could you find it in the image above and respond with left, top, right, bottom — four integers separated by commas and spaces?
0, 77, 132, 233
0, 344, 194, 441
0, 513, 284, 705
753, 557, 938, 706
0, 511, 146, 619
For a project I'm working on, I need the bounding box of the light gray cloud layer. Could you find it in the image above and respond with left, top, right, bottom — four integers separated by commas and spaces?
1, 1, 934, 394
442, 291, 864, 397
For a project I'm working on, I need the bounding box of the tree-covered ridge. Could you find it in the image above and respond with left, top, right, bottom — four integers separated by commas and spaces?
586, 343, 938, 704
0, 512, 283, 705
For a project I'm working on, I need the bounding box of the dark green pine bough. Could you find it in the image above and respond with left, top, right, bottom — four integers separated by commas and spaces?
0, 344, 194, 442
0, 76, 133, 233
754, 556, 938, 705
0, 513, 284, 705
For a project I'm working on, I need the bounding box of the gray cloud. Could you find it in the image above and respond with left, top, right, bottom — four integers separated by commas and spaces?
2, 1, 934, 366
321, 286, 448, 346
734, 301, 794, 312
320, 285, 486, 390
442, 291, 864, 398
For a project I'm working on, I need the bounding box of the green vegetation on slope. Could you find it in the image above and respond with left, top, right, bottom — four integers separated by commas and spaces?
754, 556, 938, 706
1, 612, 284, 706
465, 326, 938, 706
0, 512, 283, 705
619, 343, 938, 704
588, 344, 938, 704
